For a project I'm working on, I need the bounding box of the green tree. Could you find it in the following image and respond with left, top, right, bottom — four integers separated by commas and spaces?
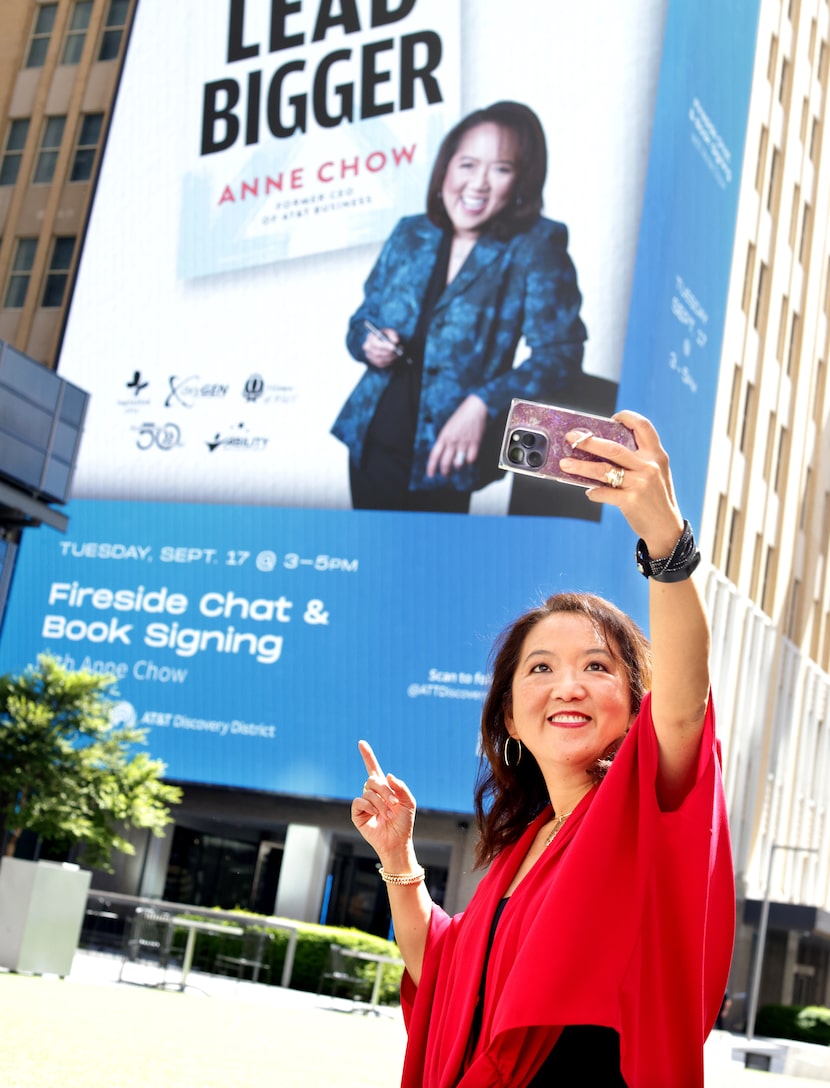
0, 655, 181, 870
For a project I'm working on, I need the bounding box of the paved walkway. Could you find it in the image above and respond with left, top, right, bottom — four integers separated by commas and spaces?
705, 1029, 830, 1086
58, 952, 830, 1086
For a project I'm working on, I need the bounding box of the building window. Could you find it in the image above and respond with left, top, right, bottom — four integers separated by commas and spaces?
761, 545, 775, 614
810, 117, 821, 163
32, 116, 66, 184
789, 183, 801, 249
61, 1, 94, 65
787, 580, 801, 641
751, 532, 764, 601
41, 237, 76, 308
779, 57, 792, 109
725, 508, 741, 583
774, 427, 788, 494
69, 113, 104, 182
741, 242, 756, 314
814, 358, 826, 424
25, 4, 58, 68
3, 238, 38, 309
800, 469, 812, 530
768, 35, 779, 83
739, 383, 754, 453
0, 120, 30, 186
776, 295, 789, 362
768, 147, 781, 212
763, 410, 776, 480
799, 204, 812, 265
755, 125, 769, 194
787, 313, 801, 376
99, 0, 131, 62
727, 364, 742, 440
754, 262, 768, 332
713, 493, 727, 564
814, 600, 825, 669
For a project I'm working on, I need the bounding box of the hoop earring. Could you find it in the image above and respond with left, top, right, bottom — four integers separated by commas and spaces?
504, 737, 522, 768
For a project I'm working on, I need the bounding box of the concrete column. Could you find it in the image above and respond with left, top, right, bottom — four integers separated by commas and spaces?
781, 930, 800, 1006
274, 824, 332, 922
451, 825, 484, 913
138, 828, 174, 898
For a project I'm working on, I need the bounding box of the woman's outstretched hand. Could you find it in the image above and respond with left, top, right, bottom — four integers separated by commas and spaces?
351, 740, 417, 865
559, 410, 684, 558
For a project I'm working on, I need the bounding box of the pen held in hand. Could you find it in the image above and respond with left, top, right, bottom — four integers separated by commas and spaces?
363, 319, 408, 360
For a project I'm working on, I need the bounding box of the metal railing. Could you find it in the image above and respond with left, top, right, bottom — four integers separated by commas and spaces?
84, 888, 300, 988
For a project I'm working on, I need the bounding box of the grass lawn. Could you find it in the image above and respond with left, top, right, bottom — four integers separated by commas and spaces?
0, 972, 407, 1087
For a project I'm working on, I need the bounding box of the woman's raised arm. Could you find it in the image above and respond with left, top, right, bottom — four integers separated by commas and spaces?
560, 410, 710, 808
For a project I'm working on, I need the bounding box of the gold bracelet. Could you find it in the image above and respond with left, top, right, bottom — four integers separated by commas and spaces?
378, 866, 426, 886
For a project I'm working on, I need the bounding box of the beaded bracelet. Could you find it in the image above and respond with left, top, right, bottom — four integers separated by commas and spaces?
378, 866, 426, 886
636, 520, 701, 582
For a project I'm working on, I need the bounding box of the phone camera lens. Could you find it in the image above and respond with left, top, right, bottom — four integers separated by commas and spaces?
520, 432, 536, 449
527, 450, 544, 468
507, 446, 525, 465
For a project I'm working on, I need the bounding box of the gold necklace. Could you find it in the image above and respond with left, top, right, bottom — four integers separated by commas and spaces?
544, 810, 574, 847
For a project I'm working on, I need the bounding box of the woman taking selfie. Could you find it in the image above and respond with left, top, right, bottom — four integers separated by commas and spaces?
351, 411, 734, 1086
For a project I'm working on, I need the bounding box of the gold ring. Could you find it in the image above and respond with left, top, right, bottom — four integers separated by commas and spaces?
605, 467, 625, 489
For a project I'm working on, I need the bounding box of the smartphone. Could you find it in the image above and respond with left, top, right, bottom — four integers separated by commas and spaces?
363, 319, 406, 358
498, 399, 637, 487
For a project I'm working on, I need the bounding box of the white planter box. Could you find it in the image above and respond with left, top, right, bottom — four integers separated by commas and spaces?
0, 857, 92, 976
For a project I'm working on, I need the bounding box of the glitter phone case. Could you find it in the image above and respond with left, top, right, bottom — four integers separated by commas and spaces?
498, 399, 638, 487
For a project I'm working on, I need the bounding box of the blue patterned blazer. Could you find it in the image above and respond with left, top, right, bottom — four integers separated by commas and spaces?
331, 214, 587, 493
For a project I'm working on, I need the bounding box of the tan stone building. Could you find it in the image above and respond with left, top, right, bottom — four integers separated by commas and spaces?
699, 0, 830, 1025
0, 0, 133, 363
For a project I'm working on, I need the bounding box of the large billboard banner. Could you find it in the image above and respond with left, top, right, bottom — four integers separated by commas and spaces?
0, 0, 760, 812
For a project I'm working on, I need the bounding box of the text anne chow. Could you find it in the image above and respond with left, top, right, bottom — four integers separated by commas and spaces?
202, 1, 444, 153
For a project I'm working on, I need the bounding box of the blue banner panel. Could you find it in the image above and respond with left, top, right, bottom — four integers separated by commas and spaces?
0, 0, 761, 813
0, 499, 648, 812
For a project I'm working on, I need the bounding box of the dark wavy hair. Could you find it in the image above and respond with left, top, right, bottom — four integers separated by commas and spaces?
425, 101, 547, 241
473, 592, 651, 867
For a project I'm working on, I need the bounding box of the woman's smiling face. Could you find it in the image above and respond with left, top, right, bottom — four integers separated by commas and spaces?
504, 612, 634, 774
440, 122, 519, 239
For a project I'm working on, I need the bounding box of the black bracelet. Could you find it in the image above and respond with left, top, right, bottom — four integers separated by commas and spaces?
636, 520, 701, 582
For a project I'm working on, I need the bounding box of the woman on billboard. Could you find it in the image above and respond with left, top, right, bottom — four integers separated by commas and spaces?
351, 412, 734, 1086
331, 100, 587, 513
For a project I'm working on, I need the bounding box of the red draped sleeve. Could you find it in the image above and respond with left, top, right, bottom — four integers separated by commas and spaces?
398, 693, 734, 1088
